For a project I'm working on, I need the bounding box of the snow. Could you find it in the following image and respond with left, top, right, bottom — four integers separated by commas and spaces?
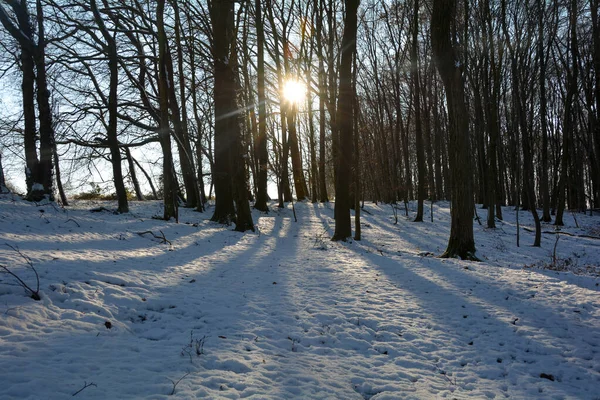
0, 195, 599, 399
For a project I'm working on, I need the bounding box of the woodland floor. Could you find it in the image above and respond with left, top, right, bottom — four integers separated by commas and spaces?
0, 194, 599, 399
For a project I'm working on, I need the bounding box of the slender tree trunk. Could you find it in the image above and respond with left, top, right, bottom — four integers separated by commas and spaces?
433, 84, 444, 200
412, 0, 425, 222
316, 0, 329, 202
538, 0, 551, 222
591, 0, 600, 208
133, 156, 158, 199
483, 1, 500, 228
32, 0, 54, 201
172, 0, 200, 209
287, 107, 308, 200
91, 0, 128, 213
556, 0, 578, 226
254, 0, 269, 212
0, 153, 6, 192
21, 45, 38, 196
157, 0, 178, 221
125, 148, 144, 201
188, 30, 206, 210
52, 142, 68, 206
353, 52, 361, 241
307, 55, 319, 203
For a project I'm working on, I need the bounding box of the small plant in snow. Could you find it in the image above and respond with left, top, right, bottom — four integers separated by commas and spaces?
181, 331, 206, 363
313, 230, 329, 250
287, 336, 300, 352
0, 244, 40, 301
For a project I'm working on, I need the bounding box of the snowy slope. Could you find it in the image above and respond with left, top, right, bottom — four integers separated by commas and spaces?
0, 195, 599, 399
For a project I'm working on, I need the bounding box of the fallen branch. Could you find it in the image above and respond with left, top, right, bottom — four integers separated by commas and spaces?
136, 230, 172, 245
522, 227, 600, 240
90, 206, 112, 213
64, 218, 81, 227
72, 381, 97, 396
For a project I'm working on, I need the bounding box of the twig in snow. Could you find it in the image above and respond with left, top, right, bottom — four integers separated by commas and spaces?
439, 369, 457, 386
1, 244, 40, 300
64, 218, 80, 227
168, 372, 190, 395
3, 302, 20, 316
136, 230, 172, 245
72, 381, 97, 396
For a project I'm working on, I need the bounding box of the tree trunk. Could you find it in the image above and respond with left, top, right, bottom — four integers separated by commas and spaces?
431, 0, 477, 259
556, 0, 578, 226
188, 28, 206, 210
172, 0, 200, 209
157, 0, 178, 221
332, 0, 358, 241
412, 0, 425, 222
125, 148, 144, 201
287, 107, 308, 200
316, 0, 329, 202
133, 156, 158, 199
591, 0, 600, 209
91, 0, 128, 213
538, 0, 551, 222
210, 0, 253, 232
0, 1, 39, 197
253, 0, 269, 212
210, 0, 236, 223
307, 46, 319, 204
52, 142, 68, 206
32, 0, 54, 201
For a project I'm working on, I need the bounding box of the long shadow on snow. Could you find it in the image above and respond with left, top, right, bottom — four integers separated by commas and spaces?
346, 246, 599, 397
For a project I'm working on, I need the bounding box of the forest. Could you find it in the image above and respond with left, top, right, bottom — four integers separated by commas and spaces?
0, 0, 597, 256
1, 1, 600, 398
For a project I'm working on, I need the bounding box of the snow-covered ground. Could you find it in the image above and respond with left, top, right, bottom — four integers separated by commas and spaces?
0, 194, 599, 399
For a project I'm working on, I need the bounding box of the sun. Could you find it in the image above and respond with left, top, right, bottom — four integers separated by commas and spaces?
282, 79, 306, 106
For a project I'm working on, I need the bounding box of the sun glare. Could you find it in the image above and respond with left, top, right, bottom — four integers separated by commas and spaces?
282, 79, 306, 105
